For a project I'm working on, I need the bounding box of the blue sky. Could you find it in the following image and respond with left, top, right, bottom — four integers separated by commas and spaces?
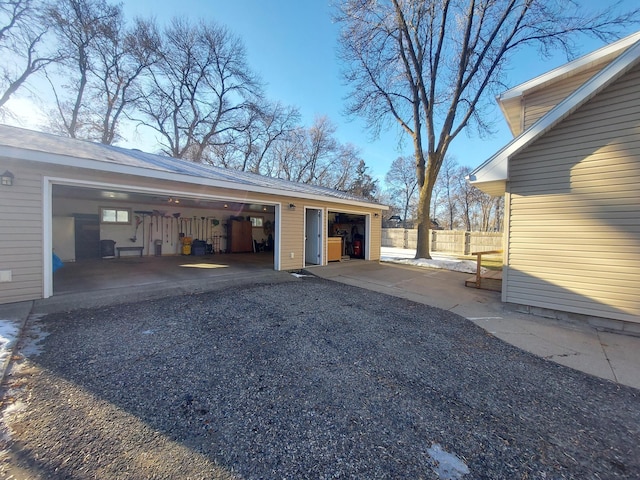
8, 0, 640, 183
123, 0, 637, 182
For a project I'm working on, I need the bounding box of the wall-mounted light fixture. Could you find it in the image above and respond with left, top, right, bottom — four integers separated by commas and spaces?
1, 170, 14, 186
374, 213, 380, 218
288, 203, 296, 210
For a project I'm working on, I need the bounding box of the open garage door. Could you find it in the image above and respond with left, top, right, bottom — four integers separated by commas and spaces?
48, 182, 277, 297
327, 211, 368, 261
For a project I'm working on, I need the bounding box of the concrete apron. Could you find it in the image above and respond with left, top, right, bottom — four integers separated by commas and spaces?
308, 260, 640, 391
41, 252, 282, 313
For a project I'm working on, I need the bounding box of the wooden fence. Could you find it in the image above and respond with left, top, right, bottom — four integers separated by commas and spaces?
381, 229, 503, 255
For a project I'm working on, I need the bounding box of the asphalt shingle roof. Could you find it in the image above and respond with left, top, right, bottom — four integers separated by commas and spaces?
0, 124, 383, 207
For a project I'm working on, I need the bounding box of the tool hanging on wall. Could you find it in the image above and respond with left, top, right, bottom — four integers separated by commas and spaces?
129, 216, 142, 242
133, 211, 152, 254
149, 218, 153, 256
172, 213, 180, 247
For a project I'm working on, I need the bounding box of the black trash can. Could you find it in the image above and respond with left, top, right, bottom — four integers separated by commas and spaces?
192, 240, 206, 256
100, 239, 116, 258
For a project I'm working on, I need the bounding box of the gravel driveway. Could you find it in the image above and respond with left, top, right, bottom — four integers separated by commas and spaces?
1, 277, 639, 479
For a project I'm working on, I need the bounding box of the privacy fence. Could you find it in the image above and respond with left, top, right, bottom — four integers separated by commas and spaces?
382, 229, 503, 255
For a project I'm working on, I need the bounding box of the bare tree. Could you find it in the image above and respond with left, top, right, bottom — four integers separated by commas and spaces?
271, 117, 365, 190
330, 143, 364, 191
134, 17, 262, 163
301, 115, 338, 184
90, 16, 160, 144
491, 196, 504, 232
477, 185, 497, 232
0, 0, 59, 110
227, 100, 300, 173
336, 0, 640, 258
46, 0, 121, 138
384, 155, 417, 228
434, 155, 458, 229
271, 127, 306, 180
455, 165, 478, 231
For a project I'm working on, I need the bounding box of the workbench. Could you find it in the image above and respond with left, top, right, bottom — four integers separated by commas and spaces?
116, 246, 144, 258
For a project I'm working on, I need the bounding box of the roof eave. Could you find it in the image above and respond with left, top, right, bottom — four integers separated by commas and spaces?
499, 30, 640, 101
471, 39, 640, 187
0, 144, 388, 211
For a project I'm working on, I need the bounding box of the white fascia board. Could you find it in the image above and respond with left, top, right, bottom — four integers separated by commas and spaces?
0, 143, 388, 211
497, 98, 522, 136
470, 39, 640, 185
499, 31, 640, 102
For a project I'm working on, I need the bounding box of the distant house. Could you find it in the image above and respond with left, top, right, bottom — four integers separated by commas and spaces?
0, 125, 386, 305
468, 32, 640, 333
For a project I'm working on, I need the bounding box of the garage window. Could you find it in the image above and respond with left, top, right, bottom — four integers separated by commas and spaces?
100, 207, 131, 224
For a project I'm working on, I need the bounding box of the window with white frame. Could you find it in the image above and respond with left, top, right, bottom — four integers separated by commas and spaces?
100, 207, 131, 224
249, 216, 264, 227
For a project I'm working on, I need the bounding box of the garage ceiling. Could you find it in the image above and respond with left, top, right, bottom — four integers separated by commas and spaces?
52, 184, 275, 213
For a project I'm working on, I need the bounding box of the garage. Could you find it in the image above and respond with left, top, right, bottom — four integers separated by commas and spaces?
0, 125, 387, 304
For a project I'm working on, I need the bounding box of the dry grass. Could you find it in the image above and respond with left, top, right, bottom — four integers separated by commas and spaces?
458, 254, 503, 271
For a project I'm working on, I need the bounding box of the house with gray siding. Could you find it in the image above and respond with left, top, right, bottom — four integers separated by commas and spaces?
468, 31, 640, 333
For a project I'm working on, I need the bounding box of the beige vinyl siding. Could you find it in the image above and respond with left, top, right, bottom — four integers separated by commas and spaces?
506, 63, 640, 323
0, 160, 44, 303
522, 64, 603, 131
0, 157, 384, 303
369, 215, 381, 261
279, 206, 304, 270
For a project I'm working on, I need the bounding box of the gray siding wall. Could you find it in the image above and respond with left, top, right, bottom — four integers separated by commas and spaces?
0, 160, 44, 303
507, 63, 640, 323
522, 64, 603, 130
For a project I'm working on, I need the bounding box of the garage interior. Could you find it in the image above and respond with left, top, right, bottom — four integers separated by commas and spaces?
52, 184, 276, 295
327, 211, 367, 262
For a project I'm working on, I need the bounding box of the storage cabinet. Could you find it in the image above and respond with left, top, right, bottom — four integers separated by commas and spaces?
228, 220, 253, 253
327, 237, 342, 262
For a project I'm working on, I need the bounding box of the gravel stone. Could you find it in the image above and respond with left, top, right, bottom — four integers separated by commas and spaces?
1, 277, 638, 479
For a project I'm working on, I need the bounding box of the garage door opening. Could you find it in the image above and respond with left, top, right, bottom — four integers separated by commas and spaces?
328, 211, 368, 261
50, 183, 277, 296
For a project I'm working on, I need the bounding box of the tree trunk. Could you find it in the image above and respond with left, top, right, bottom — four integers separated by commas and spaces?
415, 179, 433, 259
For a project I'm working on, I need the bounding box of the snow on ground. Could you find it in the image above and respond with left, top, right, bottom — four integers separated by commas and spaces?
427, 443, 470, 479
380, 247, 485, 275
0, 320, 20, 369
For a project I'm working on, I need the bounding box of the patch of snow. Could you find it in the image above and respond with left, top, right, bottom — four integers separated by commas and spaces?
427, 443, 470, 479
18, 314, 49, 357
2, 400, 27, 417
291, 273, 311, 278
380, 247, 485, 275
0, 320, 20, 367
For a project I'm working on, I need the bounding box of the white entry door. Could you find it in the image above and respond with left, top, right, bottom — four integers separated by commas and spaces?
304, 208, 322, 266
